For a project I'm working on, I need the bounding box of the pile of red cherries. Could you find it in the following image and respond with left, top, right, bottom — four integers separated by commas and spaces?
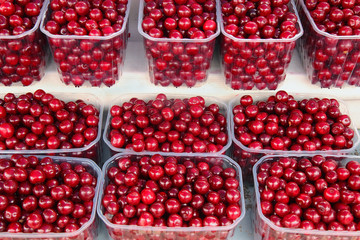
102, 154, 242, 228
299, 0, 360, 88
0, 89, 100, 157
142, 0, 217, 39
232, 90, 355, 176
44, 0, 128, 87
0, 0, 43, 35
0, 155, 97, 234
0, 0, 47, 86
45, 0, 128, 36
141, 0, 217, 87
108, 94, 228, 153
305, 0, 360, 36
257, 155, 360, 231
221, 0, 299, 90
222, 0, 298, 39
233, 90, 354, 151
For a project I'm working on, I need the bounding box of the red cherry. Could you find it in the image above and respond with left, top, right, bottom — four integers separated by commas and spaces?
141, 189, 156, 205
0, 123, 15, 138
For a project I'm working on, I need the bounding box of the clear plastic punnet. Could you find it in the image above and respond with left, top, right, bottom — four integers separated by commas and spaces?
103, 93, 231, 156
40, 0, 131, 87
137, 0, 220, 88
98, 152, 245, 240
230, 93, 360, 178
0, 92, 103, 162
0, 0, 48, 86
219, 0, 303, 90
253, 154, 360, 240
0, 155, 101, 240
298, 1, 360, 88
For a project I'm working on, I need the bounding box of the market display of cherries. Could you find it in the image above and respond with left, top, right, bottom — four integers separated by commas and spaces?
141, 0, 217, 87
298, 0, 360, 88
101, 154, 242, 230
0, 0, 47, 86
232, 90, 355, 176
43, 0, 129, 87
257, 155, 360, 231
0, 90, 100, 159
0, 155, 98, 235
221, 0, 300, 90
2, 0, 360, 238
108, 94, 228, 153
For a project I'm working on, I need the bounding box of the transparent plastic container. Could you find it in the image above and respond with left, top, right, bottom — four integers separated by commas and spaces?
253, 154, 360, 240
98, 152, 245, 240
220, 0, 303, 90
138, 1, 220, 88
298, 1, 360, 88
0, 92, 103, 162
0, 154, 101, 240
230, 93, 360, 177
40, 0, 130, 87
103, 94, 231, 156
0, 0, 48, 86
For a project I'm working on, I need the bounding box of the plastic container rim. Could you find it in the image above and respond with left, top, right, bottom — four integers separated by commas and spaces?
0, 91, 104, 155
300, 0, 360, 40
219, 0, 304, 43
0, 0, 48, 40
97, 152, 246, 232
102, 93, 232, 156
40, 0, 131, 40
0, 155, 101, 239
230, 91, 360, 155
137, 0, 221, 43
253, 153, 360, 236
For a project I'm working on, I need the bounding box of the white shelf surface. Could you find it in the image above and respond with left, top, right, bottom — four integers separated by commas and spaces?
1, 1, 360, 239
